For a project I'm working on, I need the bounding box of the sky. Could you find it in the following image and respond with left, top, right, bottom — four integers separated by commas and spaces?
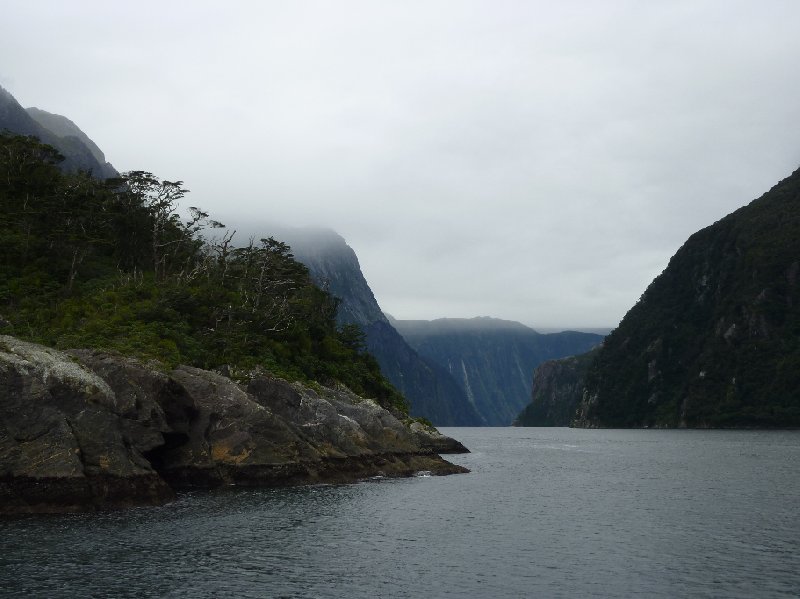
2, 1, 800, 329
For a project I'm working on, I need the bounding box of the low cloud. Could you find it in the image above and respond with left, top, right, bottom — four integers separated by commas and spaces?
4, 0, 800, 327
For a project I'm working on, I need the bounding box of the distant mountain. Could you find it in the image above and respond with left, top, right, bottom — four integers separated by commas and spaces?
575, 166, 800, 428
513, 347, 600, 426
262, 227, 483, 426
362, 319, 485, 426
0, 85, 116, 177
392, 317, 604, 426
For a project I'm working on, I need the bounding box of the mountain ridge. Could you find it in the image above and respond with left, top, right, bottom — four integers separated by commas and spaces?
0, 85, 116, 177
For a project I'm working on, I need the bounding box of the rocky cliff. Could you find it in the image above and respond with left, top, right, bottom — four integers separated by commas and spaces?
513, 348, 599, 426
392, 317, 604, 426
574, 166, 800, 428
0, 336, 467, 514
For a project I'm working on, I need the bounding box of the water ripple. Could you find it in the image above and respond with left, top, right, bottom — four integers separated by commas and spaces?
1, 429, 799, 598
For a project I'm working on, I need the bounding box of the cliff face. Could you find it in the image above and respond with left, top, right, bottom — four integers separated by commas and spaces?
0, 85, 116, 177
513, 348, 599, 426
268, 228, 384, 326
26, 107, 116, 177
266, 228, 483, 426
392, 317, 603, 426
575, 167, 800, 428
0, 336, 467, 514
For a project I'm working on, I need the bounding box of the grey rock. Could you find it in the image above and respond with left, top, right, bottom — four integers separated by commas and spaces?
0, 337, 174, 513
0, 336, 468, 514
408, 421, 470, 454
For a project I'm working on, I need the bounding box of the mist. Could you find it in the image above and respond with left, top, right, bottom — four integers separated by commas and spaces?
3, 1, 800, 328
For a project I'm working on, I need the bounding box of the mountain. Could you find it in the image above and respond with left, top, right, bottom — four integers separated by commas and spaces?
261, 227, 484, 426
0, 85, 116, 177
26, 107, 113, 169
391, 317, 604, 425
575, 166, 800, 428
360, 319, 485, 425
271, 227, 387, 326
513, 347, 600, 426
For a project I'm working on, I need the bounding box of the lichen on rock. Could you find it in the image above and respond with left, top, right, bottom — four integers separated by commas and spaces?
1, 336, 468, 514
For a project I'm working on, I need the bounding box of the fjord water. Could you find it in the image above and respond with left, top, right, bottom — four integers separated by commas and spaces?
2, 428, 799, 598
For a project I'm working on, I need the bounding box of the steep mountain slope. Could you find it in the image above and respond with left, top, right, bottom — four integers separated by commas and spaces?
26, 107, 116, 177
513, 347, 600, 426
274, 228, 386, 326
0, 85, 116, 177
392, 317, 603, 425
575, 166, 800, 428
266, 227, 483, 426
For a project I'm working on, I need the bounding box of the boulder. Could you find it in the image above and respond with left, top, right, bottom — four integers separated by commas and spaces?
408, 421, 470, 454
0, 338, 173, 513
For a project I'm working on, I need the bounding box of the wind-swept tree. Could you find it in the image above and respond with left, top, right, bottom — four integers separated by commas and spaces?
0, 132, 410, 414
120, 171, 188, 281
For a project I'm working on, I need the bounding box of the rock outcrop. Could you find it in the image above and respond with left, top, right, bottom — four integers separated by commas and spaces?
0, 336, 468, 514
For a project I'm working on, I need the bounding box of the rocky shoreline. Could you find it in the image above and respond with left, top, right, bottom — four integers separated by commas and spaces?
0, 336, 468, 514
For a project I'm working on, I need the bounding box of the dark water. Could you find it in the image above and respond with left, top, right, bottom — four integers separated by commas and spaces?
2, 428, 799, 598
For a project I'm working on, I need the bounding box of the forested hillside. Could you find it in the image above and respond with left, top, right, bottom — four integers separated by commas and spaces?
0, 133, 407, 414
576, 167, 800, 427
513, 348, 599, 426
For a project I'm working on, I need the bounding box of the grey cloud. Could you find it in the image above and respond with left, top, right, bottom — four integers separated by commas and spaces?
3, 0, 800, 328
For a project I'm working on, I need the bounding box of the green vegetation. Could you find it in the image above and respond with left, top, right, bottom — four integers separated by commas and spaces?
580, 167, 800, 428
0, 133, 407, 413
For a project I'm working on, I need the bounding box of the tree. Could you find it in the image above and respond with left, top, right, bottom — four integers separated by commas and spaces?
121, 171, 189, 281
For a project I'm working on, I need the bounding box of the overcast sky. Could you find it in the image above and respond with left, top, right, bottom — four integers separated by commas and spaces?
3, 1, 800, 328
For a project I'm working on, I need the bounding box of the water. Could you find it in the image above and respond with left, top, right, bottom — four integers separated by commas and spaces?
2, 428, 799, 598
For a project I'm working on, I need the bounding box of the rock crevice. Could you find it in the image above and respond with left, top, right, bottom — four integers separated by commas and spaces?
0, 336, 468, 514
